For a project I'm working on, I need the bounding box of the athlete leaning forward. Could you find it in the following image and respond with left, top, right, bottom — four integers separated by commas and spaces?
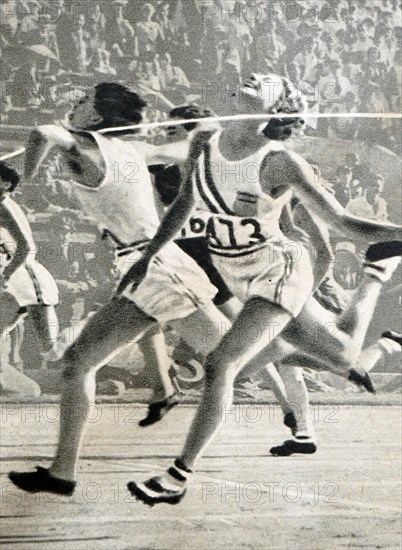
152, 104, 402, 457
8, 83, 230, 494
9, 76, 401, 501
118, 73, 400, 504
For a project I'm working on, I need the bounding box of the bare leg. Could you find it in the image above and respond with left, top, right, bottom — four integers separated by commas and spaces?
218, 299, 293, 417
0, 293, 26, 339
180, 298, 291, 469
217, 296, 243, 320
357, 335, 402, 372
138, 327, 175, 402
8, 321, 25, 369
276, 364, 315, 440
127, 298, 293, 504
283, 273, 391, 369
0, 361, 41, 397
28, 305, 59, 353
50, 297, 155, 481
169, 303, 229, 358
261, 363, 294, 415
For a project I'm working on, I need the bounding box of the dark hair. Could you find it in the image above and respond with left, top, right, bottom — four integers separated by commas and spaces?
91, 83, 147, 130
0, 161, 20, 192
263, 77, 306, 141
169, 104, 215, 132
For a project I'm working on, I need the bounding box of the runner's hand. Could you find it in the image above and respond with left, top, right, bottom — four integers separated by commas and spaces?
116, 256, 150, 296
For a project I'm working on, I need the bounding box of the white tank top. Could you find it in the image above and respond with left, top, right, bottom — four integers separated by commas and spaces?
0, 195, 36, 264
69, 133, 160, 248
192, 131, 293, 256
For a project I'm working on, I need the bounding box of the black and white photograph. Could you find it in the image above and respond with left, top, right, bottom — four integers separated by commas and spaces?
0, 1, 401, 548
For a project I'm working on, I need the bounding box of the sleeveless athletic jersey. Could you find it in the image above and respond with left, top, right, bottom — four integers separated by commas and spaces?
66, 134, 218, 321
0, 195, 36, 264
69, 133, 160, 248
192, 131, 293, 257
1, 195, 58, 306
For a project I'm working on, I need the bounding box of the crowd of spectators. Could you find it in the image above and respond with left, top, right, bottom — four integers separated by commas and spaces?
1, 0, 400, 150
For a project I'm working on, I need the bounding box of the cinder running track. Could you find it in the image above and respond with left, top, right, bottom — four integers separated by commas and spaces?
1, 403, 401, 550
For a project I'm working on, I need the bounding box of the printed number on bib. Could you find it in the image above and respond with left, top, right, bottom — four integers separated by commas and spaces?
206, 216, 265, 249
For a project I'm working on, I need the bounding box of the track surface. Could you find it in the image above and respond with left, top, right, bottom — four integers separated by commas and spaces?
1, 404, 401, 550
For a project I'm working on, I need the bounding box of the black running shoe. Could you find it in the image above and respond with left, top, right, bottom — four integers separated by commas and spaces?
348, 368, 376, 393
139, 393, 182, 427
284, 411, 298, 436
366, 241, 402, 262
270, 439, 317, 457
8, 467, 76, 496
127, 477, 187, 506
382, 331, 402, 347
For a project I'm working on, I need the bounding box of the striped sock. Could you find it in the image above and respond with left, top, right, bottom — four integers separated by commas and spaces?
363, 257, 400, 283
164, 459, 192, 489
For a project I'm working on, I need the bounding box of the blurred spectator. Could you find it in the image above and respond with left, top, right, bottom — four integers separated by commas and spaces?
346, 174, 389, 220
2, 0, 399, 148
358, 47, 389, 111
72, 14, 91, 73
9, 57, 42, 108
107, 0, 137, 60
54, 0, 76, 71
87, 13, 116, 75
135, 3, 163, 58
156, 3, 176, 47
290, 35, 319, 93
159, 52, 190, 91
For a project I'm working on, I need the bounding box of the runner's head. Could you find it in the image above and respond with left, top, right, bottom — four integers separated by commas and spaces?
68, 83, 147, 131
240, 73, 306, 140
167, 104, 216, 141
0, 162, 20, 196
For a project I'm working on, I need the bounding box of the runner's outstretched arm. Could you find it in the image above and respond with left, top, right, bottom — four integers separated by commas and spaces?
267, 150, 401, 243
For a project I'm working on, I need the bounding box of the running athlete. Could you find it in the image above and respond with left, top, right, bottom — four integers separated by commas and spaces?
9, 80, 400, 498
0, 161, 59, 396
118, 73, 402, 504
153, 103, 402, 455
153, 104, 306, 434
8, 83, 229, 495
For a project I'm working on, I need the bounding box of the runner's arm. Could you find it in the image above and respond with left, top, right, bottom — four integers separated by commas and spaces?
263, 150, 401, 242
141, 155, 196, 263
293, 203, 334, 287
142, 131, 213, 260
24, 125, 77, 181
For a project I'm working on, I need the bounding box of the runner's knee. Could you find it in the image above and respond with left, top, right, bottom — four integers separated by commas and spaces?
204, 351, 239, 383
60, 345, 91, 380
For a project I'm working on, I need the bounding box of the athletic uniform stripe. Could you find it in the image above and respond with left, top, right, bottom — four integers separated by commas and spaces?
152, 255, 201, 308
204, 144, 235, 215
362, 262, 386, 274
237, 198, 257, 205
194, 164, 219, 214
102, 229, 150, 251
25, 264, 43, 303
208, 244, 267, 258
237, 191, 257, 198
274, 250, 294, 305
